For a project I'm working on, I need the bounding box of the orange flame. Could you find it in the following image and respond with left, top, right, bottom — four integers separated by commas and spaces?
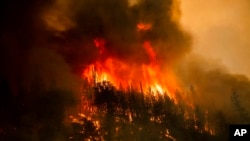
93, 38, 105, 54
82, 38, 179, 101
137, 23, 152, 31
143, 41, 156, 64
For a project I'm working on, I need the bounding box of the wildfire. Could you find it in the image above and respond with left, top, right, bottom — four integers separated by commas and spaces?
82, 37, 179, 100
80, 31, 215, 138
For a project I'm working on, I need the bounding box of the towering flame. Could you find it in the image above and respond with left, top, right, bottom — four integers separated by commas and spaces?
82, 31, 179, 100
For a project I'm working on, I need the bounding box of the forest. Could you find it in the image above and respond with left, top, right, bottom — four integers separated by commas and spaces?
1, 78, 245, 141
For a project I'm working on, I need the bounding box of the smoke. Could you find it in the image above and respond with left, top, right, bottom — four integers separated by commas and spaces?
174, 54, 250, 122
40, 0, 191, 67
177, 0, 250, 122
0, 1, 83, 140
180, 0, 250, 77
0, 0, 81, 99
23, 47, 82, 94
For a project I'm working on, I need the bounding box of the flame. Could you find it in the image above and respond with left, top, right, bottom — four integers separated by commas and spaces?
80, 35, 216, 136
143, 41, 156, 64
137, 23, 152, 31
155, 84, 164, 94
82, 38, 179, 101
93, 38, 106, 54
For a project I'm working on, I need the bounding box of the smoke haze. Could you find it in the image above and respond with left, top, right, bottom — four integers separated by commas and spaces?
176, 0, 250, 123
180, 0, 250, 77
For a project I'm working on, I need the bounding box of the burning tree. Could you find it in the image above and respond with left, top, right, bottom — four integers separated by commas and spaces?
70, 79, 219, 141
73, 5, 219, 138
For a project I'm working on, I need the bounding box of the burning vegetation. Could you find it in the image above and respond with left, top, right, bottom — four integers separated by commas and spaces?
83, 37, 178, 100
0, 0, 250, 141
74, 80, 218, 141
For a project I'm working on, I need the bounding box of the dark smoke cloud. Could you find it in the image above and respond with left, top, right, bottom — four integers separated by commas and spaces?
41, 0, 192, 67
0, 1, 81, 140
0, 0, 81, 97
23, 47, 82, 94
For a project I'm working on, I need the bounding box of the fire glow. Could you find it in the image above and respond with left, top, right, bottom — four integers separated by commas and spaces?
137, 23, 152, 31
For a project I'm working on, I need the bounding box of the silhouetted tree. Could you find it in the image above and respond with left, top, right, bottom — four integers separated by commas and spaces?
231, 89, 250, 123
79, 80, 219, 141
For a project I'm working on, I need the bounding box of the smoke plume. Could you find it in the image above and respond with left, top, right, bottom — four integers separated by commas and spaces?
178, 0, 250, 123
175, 54, 250, 123
40, 0, 192, 68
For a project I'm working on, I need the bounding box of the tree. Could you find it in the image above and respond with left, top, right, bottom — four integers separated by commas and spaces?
79, 80, 218, 141
231, 90, 250, 123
